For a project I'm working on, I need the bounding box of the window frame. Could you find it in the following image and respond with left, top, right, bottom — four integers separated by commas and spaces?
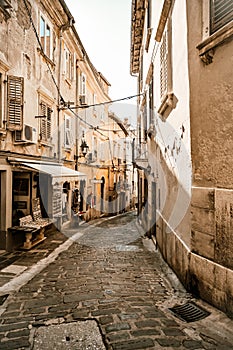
64, 115, 73, 148
39, 14, 52, 60
210, 0, 233, 35
64, 44, 74, 81
197, 0, 233, 64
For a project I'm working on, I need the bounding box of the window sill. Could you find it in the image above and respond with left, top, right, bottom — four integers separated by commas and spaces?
158, 92, 178, 121
39, 140, 53, 148
197, 21, 233, 64
37, 48, 55, 68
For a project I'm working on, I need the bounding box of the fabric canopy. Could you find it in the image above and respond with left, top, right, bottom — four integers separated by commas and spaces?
8, 157, 86, 185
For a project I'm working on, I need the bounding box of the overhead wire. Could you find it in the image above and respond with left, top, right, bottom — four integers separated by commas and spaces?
66, 93, 143, 110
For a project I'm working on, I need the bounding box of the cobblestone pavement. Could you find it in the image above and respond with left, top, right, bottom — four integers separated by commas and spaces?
0, 211, 233, 349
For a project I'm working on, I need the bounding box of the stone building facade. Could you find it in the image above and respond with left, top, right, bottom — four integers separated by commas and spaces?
0, 0, 133, 250
130, 0, 233, 317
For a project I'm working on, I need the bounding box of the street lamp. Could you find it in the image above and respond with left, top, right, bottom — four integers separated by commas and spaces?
80, 136, 89, 157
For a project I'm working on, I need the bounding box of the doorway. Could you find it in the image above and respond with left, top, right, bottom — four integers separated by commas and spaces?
100, 177, 105, 213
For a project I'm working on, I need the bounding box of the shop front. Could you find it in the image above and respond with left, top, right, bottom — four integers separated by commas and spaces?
1, 157, 86, 250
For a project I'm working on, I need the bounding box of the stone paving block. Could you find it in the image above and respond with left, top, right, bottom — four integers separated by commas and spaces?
163, 327, 186, 336
0, 322, 29, 332
156, 337, 182, 347
111, 338, 155, 349
118, 313, 138, 320
106, 331, 130, 342
183, 339, 203, 349
91, 308, 121, 317
7, 328, 30, 338
0, 337, 30, 349
105, 322, 131, 333
131, 328, 161, 336
99, 315, 114, 325
5, 302, 22, 311
3, 316, 34, 324
135, 319, 160, 328
63, 292, 103, 303
72, 309, 90, 319
23, 307, 47, 315
24, 297, 60, 309
160, 318, 179, 326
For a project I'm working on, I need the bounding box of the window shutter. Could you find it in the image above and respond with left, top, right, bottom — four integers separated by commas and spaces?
160, 29, 168, 99
80, 73, 86, 95
47, 107, 52, 139
40, 102, 47, 141
64, 116, 72, 147
7, 76, 24, 130
210, 0, 233, 34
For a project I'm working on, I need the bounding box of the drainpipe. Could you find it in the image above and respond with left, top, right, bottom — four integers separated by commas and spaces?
57, 18, 74, 163
57, 18, 74, 231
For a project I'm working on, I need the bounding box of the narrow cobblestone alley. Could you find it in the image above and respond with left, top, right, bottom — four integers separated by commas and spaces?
0, 211, 233, 349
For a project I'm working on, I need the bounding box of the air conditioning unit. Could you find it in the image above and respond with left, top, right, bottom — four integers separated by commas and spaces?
79, 95, 87, 105
15, 125, 37, 143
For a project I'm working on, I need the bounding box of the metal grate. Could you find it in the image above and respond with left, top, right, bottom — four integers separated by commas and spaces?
169, 302, 210, 323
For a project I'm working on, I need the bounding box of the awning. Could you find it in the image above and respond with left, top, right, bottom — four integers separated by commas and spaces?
8, 157, 87, 185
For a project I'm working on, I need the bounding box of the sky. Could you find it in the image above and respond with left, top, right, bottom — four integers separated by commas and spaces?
65, 0, 137, 125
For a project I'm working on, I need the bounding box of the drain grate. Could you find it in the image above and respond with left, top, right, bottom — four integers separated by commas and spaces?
169, 302, 210, 322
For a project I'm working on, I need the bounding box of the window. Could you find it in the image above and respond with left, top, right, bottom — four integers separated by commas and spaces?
79, 73, 87, 105
80, 73, 86, 95
40, 16, 51, 58
64, 115, 72, 148
7, 75, 24, 130
64, 45, 73, 81
40, 102, 52, 141
149, 69, 154, 125
158, 19, 177, 120
210, 0, 233, 34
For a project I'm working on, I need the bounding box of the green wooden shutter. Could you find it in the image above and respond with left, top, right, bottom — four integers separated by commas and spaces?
7, 76, 24, 130
210, 0, 233, 34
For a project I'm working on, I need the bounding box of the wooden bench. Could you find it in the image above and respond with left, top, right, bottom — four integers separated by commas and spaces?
19, 214, 52, 249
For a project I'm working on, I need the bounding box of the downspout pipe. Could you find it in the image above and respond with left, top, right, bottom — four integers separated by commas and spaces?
57, 18, 74, 163
56, 17, 74, 231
